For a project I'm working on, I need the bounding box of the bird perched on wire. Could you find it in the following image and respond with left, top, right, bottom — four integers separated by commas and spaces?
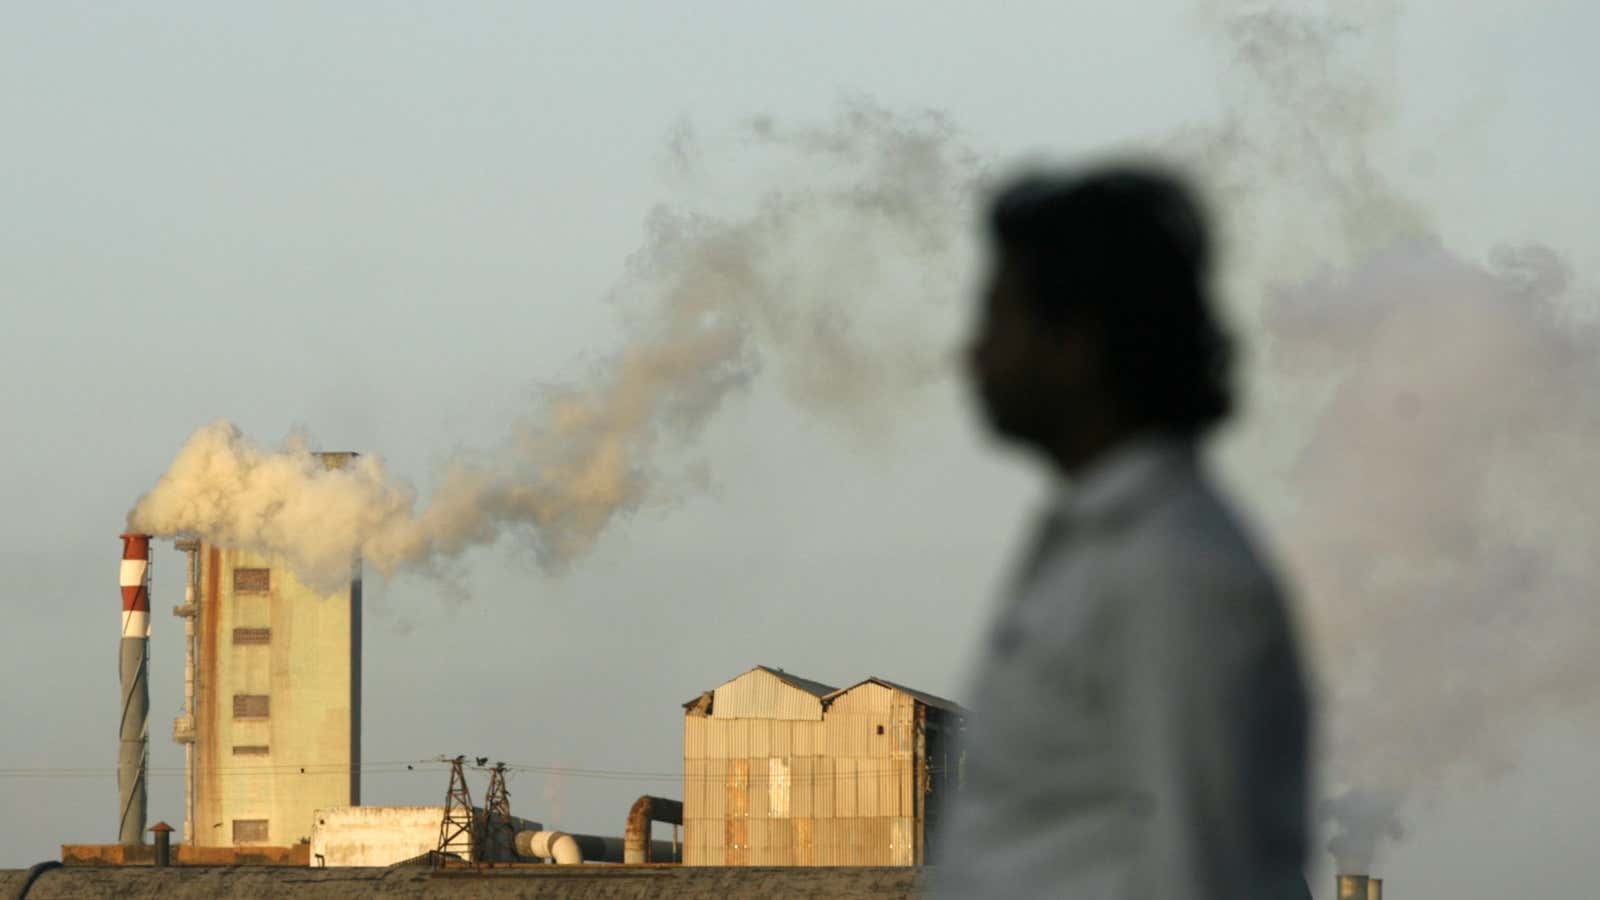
475, 757, 488, 767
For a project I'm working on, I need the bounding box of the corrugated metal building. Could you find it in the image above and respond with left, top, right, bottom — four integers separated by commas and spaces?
682, 666, 966, 867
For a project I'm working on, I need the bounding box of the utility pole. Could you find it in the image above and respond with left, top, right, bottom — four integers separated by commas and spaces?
435, 755, 476, 866
481, 762, 515, 864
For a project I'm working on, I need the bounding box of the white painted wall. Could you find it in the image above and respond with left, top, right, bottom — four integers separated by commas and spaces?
309, 806, 544, 866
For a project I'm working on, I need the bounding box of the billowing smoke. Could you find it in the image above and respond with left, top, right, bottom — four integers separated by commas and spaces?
1193, 0, 1600, 873
127, 100, 980, 591
1273, 237, 1600, 869
1319, 788, 1405, 877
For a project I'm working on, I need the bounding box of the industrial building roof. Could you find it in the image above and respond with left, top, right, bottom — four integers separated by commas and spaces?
682, 667, 965, 716
825, 677, 968, 715
750, 665, 838, 698
681, 665, 838, 710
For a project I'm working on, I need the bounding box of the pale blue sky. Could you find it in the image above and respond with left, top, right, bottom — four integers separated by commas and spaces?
3, 3, 1597, 897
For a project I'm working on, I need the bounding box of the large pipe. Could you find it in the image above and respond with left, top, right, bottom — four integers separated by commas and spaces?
118, 534, 152, 845
624, 795, 682, 864
513, 830, 678, 865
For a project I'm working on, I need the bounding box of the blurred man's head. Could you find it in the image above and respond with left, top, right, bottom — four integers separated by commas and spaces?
967, 165, 1233, 470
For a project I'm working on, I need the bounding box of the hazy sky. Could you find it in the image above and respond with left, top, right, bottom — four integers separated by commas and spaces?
3, 3, 1597, 898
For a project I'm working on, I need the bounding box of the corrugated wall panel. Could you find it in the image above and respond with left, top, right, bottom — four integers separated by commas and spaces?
859, 761, 881, 818
814, 757, 835, 818
750, 719, 770, 758
684, 715, 707, 760
683, 758, 705, 821
769, 719, 792, 758
830, 713, 868, 757
791, 757, 813, 818
768, 757, 791, 818
703, 812, 724, 853
792, 719, 815, 756
868, 716, 892, 758
707, 719, 730, 760
728, 719, 751, 759
835, 757, 858, 819
835, 817, 861, 866
882, 761, 900, 817
727, 758, 750, 821
704, 760, 727, 819
831, 682, 894, 714
874, 816, 895, 866
896, 757, 913, 817
725, 818, 749, 866
814, 817, 835, 866
748, 759, 769, 820
891, 816, 914, 866
684, 819, 702, 865
702, 840, 725, 867
794, 816, 815, 866
841, 817, 865, 866
711, 669, 825, 720
893, 718, 914, 758
768, 818, 794, 866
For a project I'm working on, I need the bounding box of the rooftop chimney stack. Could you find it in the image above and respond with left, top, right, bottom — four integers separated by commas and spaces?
118, 533, 152, 845
1337, 874, 1384, 899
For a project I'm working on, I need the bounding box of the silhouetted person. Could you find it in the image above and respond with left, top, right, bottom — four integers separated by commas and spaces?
934, 167, 1309, 899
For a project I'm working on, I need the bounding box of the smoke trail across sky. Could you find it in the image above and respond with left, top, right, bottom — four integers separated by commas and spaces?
127, 101, 980, 591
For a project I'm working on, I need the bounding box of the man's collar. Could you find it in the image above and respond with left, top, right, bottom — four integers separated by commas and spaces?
1054, 433, 1195, 528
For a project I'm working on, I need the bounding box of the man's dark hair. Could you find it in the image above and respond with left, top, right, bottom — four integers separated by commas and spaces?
989, 166, 1234, 435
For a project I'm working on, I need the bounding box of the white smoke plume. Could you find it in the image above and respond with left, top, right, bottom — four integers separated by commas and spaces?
127, 100, 981, 591
1193, 0, 1600, 873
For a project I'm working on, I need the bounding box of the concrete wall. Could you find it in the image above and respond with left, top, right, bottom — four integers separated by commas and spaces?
684, 678, 923, 866
308, 806, 546, 866
310, 806, 451, 867
194, 540, 358, 847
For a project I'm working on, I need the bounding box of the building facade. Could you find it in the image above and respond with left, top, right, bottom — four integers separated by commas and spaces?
187, 452, 362, 847
682, 666, 965, 866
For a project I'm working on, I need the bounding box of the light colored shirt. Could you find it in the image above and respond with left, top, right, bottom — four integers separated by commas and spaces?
934, 437, 1309, 899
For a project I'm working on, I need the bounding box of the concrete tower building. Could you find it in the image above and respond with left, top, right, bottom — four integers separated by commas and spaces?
188, 451, 362, 847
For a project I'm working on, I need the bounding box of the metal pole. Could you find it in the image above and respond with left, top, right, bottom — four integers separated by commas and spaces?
119, 534, 152, 845
174, 538, 200, 847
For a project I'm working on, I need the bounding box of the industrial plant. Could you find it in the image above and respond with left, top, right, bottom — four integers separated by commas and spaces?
9, 477, 962, 897
0, 453, 1380, 899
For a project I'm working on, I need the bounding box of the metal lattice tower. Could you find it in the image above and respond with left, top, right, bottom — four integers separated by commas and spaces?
481, 762, 515, 864
435, 756, 476, 865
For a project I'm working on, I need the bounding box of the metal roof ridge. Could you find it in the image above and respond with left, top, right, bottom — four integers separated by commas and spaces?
822, 676, 969, 714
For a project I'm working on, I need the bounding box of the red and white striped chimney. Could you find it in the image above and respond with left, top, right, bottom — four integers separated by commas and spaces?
120, 534, 151, 640
118, 534, 151, 845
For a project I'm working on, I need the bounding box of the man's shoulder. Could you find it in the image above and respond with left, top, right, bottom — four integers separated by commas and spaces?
1105, 468, 1284, 616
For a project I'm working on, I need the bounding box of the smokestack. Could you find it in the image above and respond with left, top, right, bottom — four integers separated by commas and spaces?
118, 533, 152, 845
1338, 874, 1384, 899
